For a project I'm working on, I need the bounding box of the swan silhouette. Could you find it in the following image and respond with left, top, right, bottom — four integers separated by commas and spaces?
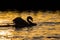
13, 16, 37, 30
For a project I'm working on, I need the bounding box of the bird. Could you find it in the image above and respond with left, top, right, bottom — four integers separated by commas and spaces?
13, 16, 37, 30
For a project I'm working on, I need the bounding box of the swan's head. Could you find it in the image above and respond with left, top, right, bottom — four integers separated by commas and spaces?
27, 16, 33, 22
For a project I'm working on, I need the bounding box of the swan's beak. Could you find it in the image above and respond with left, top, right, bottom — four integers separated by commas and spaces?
32, 19, 33, 21
30, 17, 33, 21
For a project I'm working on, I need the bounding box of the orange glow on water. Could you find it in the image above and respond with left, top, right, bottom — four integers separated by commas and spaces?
0, 11, 60, 40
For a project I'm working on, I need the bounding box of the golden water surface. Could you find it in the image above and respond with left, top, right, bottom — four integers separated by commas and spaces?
0, 11, 60, 40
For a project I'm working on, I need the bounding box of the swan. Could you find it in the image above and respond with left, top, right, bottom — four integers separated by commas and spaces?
13, 16, 37, 30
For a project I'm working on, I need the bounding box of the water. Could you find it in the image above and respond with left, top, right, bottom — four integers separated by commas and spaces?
0, 22, 60, 40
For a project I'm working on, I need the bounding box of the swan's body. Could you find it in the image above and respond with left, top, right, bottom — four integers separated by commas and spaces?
13, 16, 37, 30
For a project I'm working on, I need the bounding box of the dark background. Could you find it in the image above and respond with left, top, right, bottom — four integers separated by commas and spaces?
0, 0, 60, 12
